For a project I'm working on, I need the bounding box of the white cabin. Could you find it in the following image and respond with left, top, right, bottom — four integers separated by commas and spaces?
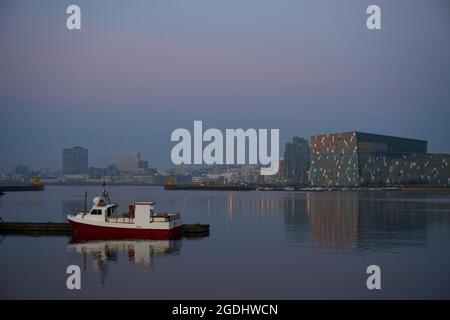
69, 196, 181, 230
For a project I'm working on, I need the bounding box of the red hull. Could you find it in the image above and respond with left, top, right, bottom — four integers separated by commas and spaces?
68, 220, 182, 240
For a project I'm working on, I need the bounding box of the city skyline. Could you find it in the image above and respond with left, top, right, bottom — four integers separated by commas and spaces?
3, 128, 449, 188
3, 127, 449, 173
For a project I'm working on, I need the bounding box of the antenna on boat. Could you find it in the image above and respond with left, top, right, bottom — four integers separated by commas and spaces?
102, 178, 111, 204
84, 191, 87, 213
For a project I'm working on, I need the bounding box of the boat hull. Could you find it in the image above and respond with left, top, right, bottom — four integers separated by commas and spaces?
68, 219, 182, 240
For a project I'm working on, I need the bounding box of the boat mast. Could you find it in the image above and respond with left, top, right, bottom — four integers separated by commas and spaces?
101, 179, 111, 204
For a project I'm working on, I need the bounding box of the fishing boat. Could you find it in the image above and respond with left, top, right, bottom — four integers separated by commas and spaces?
67, 185, 182, 240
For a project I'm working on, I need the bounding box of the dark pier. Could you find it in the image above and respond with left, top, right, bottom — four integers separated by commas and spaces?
0, 184, 45, 192
164, 184, 255, 191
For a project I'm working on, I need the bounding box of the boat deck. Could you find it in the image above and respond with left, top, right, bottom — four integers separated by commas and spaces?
107, 212, 181, 224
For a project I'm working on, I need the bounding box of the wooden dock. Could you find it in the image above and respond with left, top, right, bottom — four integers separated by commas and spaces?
0, 222, 209, 238
0, 184, 45, 192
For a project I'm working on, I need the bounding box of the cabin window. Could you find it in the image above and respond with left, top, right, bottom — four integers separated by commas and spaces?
90, 209, 102, 215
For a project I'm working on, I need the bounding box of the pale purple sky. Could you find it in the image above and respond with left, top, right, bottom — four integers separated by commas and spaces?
1, 0, 449, 170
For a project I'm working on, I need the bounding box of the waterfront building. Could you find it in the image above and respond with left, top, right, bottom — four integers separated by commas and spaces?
283, 136, 311, 185
310, 131, 450, 187
239, 165, 260, 184
192, 176, 208, 184
62, 146, 88, 175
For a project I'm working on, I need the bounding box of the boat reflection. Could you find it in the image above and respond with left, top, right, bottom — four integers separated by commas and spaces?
68, 235, 181, 284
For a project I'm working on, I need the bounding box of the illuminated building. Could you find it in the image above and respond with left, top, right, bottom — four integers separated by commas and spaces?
310, 132, 450, 187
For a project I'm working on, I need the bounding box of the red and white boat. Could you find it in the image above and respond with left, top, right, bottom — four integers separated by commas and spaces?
67, 191, 182, 240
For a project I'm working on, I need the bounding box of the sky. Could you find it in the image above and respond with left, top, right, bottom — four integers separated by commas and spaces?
1, 0, 449, 171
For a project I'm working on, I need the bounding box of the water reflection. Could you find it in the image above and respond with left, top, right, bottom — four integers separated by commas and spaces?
307, 192, 360, 251
284, 191, 450, 252
1, 186, 450, 298
157, 190, 449, 254
68, 236, 181, 284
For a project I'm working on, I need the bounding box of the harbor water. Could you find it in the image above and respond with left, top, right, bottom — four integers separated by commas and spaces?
0, 185, 449, 299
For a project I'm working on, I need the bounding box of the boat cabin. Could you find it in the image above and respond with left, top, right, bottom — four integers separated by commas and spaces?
82, 196, 119, 222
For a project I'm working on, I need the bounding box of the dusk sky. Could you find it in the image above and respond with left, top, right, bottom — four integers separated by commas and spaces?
1, 0, 449, 171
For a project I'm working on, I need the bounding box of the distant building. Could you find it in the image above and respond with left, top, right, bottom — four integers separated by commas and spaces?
310, 131, 450, 187
88, 167, 106, 179
206, 174, 225, 184
192, 176, 208, 184
117, 153, 154, 177
283, 137, 311, 185
138, 160, 148, 170
15, 165, 30, 177
263, 158, 285, 185
106, 164, 119, 176
63, 146, 88, 175
118, 153, 141, 173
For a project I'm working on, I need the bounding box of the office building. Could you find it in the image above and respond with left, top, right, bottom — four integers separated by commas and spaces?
283, 136, 311, 185
62, 146, 88, 175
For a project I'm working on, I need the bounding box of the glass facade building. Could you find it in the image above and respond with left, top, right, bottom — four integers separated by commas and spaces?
310, 132, 450, 187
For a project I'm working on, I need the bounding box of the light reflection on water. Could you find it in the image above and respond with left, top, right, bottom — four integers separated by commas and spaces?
0, 186, 449, 299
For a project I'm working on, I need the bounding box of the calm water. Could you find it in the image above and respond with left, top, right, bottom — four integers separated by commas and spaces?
0, 186, 449, 299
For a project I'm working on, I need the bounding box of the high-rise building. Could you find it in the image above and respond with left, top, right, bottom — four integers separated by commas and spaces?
310, 131, 450, 187
62, 146, 88, 175
283, 136, 311, 185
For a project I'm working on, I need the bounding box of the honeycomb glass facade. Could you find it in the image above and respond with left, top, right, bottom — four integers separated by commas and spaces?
310, 132, 450, 187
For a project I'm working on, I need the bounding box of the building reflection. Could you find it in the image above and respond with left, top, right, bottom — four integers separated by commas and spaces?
224, 192, 296, 224
281, 191, 449, 252
306, 192, 359, 251
68, 236, 181, 284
